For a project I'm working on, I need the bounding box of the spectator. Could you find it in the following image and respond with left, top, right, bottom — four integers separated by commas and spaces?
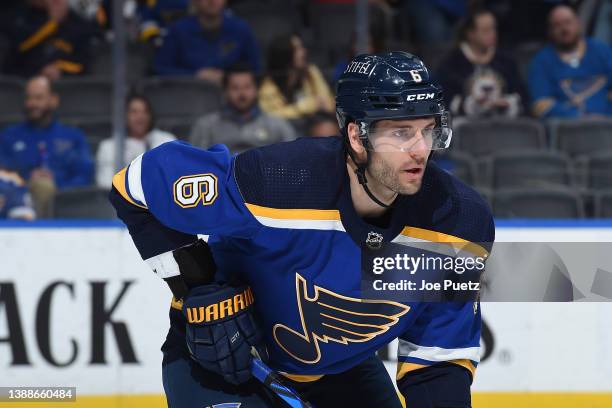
528, 5, 612, 118
0, 169, 36, 220
153, 0, 261, 83
0, 76, 94, 217
190, 64, 296, 152
437, 9, 526, 118
308, 112, 340, 137
96, 94, 175, 188
1, 0, 99, 79
259, 34, 335, 121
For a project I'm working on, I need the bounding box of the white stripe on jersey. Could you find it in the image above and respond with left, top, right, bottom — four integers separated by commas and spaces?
252, 216, 346, 232
398, 339, 480, 363
127, 154, 147, 207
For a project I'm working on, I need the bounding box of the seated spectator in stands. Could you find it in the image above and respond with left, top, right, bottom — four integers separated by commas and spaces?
0, 76, 93, 217
96, 94, 175, 189
0, 168, 36, 220
259, 34, 335, 121
437, 9, 526, 118
153, 0, 261, 83
137, 0, 189, 43
308, 112, 339, 137
1, 0, 99, 79
190, 64, 295, 152
528, 5, 612, 118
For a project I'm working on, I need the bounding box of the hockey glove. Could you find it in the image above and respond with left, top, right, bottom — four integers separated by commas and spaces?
182, 283, 267, 385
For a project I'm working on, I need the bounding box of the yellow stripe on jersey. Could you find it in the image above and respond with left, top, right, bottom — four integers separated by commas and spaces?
19, 20, 58, 52
245, 203, 341, 221
399, 226, 489, 258
112, 167, 147, 209
280, 373, 324, 382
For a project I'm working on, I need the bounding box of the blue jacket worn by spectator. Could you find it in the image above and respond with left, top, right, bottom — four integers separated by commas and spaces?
0, 169, 35, 220
528, 38, 612, 118
153, 13, 261, 76
0, 120, 94, 189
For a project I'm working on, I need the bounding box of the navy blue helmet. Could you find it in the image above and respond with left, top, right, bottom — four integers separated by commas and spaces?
335, 51, 452, 150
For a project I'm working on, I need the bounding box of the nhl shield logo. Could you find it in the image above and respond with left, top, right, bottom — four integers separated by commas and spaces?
366, 232, 384, 250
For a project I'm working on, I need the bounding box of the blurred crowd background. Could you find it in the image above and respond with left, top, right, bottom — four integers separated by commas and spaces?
0, 0, 611, 221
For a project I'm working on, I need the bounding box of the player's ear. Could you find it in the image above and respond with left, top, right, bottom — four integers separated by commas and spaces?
347, 122, 366, 157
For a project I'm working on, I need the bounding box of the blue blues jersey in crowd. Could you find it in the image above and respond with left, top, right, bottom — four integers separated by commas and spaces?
0, 120, 94, 189
528, 38, 612, 118
0, 169, 34, 220
153, 13, 262, 76
111, 136, 494, 381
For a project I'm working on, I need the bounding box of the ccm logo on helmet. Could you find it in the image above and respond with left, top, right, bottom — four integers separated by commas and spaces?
406, 93, 435, 101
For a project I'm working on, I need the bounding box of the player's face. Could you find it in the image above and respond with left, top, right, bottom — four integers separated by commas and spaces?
549, 7, 581, 49
367, 118, 434, 195
24, 77, 57, 124
225, 72, 258, 113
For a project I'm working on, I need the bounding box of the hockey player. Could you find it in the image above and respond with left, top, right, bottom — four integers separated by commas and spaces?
110, 52, 494, 407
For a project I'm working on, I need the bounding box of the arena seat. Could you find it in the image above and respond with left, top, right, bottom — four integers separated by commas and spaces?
594, 190, 612, 218
454, 118, 547, 156
55, 78, 112, 120
549, 119, 612, 157
493, 187, 585, 218
484, 150, 572, 189
142, 77, 222, 121
586, 151, 612, 190
231, 0, 301, 57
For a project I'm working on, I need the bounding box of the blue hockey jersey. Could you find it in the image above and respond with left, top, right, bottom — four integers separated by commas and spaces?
111, 136, 494, 381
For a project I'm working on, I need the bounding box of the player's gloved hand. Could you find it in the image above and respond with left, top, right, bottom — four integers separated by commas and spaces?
182, 283, 267, 385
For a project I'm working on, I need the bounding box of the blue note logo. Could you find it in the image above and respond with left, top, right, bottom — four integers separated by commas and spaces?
273, 274, 410, 364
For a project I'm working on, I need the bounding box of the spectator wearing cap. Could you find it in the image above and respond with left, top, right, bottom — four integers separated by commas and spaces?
190, 64, 296, 153
0, 168, 36, 220
437, 9, 527, 118
96, 94, 176, 189
528, 4, 612, 118
153, 0, 261, 84
1, 0, 99, 79
259, 34, 335, 121
0, 76, 93, 217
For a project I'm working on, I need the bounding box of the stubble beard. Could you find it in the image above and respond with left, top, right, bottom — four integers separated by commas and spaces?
368, 154, 422, 196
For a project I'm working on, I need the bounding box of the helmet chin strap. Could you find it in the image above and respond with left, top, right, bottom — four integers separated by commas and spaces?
348, 148, 398, 209
355, 164, 394, 209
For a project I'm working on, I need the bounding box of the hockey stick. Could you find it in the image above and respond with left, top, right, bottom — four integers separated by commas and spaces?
251, 357, 314, 408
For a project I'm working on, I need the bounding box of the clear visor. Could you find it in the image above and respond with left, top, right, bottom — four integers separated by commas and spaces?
367, 126, 452, 153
